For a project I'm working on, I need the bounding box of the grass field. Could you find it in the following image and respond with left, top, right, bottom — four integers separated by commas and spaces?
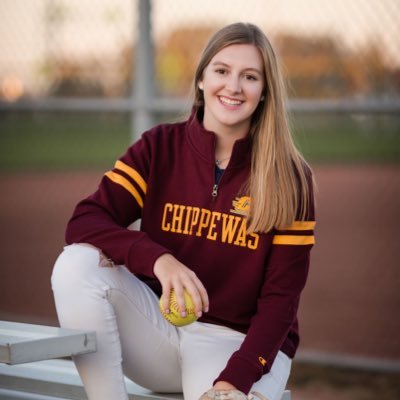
0, 112, 131, 171
0, 111, 399, 171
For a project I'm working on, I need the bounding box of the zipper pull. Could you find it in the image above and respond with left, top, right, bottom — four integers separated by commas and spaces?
211, 184, 218, 198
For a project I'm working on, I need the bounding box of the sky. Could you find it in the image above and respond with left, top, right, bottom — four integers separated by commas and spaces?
0, 0, 399, 96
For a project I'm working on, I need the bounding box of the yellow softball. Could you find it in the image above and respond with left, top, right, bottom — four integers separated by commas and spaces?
159, 289, 198, 327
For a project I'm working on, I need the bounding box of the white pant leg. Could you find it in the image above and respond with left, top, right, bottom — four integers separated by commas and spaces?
251, 351, 292, 400
179, 322, 291, 400
51, 244, 182, 400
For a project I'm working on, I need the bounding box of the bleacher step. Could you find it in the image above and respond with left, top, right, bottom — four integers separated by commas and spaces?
0, 359, 183, 400
0, 321, 96, 365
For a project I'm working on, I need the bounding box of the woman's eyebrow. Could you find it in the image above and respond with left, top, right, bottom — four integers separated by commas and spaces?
211, 61, 263, 75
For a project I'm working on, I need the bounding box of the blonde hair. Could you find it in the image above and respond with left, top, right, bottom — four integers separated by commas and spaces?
193, 22, 314, 233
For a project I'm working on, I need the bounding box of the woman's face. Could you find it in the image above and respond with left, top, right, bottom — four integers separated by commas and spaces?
199, 43, 265, 138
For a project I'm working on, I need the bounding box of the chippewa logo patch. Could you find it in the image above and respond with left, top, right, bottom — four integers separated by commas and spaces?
230, 196, 251, 216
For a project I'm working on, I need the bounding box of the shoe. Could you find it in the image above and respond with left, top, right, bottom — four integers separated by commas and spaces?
199, 390, 248, 400
199, 390, 269, 400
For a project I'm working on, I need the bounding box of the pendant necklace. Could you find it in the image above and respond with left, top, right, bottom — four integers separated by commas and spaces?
215, 156, 230, 167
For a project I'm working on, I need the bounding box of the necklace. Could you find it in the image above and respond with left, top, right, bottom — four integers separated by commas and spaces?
215, 156, 230, 167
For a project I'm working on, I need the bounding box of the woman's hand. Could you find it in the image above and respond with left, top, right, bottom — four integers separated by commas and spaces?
154, 253, 209, 318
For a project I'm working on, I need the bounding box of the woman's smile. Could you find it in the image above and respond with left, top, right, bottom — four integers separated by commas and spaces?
218, 95, 244, 107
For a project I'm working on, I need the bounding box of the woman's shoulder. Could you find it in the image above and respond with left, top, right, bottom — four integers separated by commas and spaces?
117, 118, 190, 171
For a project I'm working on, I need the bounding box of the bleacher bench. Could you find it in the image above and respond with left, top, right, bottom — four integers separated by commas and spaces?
0, 321, 291, 400
0, 321, 96, 365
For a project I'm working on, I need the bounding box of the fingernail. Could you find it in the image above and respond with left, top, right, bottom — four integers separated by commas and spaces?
196, 311, 202, 318
181, 311, 187, 317
204, 306, 209, 312
165, 309, 170, 314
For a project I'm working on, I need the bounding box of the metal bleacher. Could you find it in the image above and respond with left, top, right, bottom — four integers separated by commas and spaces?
0, 321, 291, 400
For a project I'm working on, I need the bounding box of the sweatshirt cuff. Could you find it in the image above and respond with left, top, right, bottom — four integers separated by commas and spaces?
127, 237, 171, 277
214, 355, 263, 395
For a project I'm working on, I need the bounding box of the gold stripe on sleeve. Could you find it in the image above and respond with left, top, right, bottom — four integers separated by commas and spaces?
105, 171, 144, 208
273, 235, 315, 245
115, 160, 147, 194
285, 221, 316, 231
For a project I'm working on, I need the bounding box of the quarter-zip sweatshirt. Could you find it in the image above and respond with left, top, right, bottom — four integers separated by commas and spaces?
66, 110, 315, 394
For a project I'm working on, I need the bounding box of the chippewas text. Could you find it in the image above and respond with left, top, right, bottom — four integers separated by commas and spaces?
161, 202, 259, 250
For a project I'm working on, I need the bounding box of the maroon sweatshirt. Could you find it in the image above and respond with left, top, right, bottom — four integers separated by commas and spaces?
66, 110, 315, 393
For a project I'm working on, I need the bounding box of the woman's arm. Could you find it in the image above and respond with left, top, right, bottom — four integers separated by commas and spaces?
66, 132, 170, 277
66, 131, 209, 315
214, 182, 316, 394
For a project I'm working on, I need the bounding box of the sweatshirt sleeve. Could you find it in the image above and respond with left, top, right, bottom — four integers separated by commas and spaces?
65, 131, 171, 277
214, 175, 316, 394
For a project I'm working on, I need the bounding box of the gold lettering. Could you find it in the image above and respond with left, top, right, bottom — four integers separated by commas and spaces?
162, 203, 259, 250
171, 204, 185, 233
221, 214, 241, 243
182, 206, 193, 235
207, 212, 221, 241
196, 208, 211, 237
161, 203, 173, 231
189, 207, 200, 235
247, 232, 260, 250
234, 218, 248, 247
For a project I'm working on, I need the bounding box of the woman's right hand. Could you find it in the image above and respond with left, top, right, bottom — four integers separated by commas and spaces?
153, 253, 209, 319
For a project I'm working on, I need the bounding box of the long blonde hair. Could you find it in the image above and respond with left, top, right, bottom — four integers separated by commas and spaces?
193, 22, 314, 233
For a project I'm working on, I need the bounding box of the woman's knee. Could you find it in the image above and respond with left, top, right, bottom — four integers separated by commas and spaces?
51, 244, 117, 331
51, 243, 102, 291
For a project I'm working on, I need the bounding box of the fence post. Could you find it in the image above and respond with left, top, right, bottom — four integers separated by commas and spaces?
132, 0, 155, 142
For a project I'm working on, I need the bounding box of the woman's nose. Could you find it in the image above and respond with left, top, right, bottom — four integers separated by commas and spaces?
225, 75, 242, 93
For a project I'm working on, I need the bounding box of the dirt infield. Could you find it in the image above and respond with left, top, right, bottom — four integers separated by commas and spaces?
0, 165, 399, 399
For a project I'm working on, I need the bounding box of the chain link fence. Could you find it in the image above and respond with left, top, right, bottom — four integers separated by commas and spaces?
0, 0, 399, 101
0, 0, 135, 100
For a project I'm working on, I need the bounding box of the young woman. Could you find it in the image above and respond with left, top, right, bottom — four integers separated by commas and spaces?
51, 22, 315, 400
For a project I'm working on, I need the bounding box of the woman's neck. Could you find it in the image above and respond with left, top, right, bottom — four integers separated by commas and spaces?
214, 136, 235, 169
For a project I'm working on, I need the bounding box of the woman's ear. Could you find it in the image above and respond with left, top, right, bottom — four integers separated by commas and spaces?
198, 81, 204, 90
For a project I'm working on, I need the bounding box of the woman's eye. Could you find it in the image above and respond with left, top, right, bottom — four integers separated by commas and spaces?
215, 69, 226, 75
245, 74, 257, 81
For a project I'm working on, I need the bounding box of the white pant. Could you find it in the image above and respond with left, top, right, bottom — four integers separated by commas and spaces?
51, 244, 291, 400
